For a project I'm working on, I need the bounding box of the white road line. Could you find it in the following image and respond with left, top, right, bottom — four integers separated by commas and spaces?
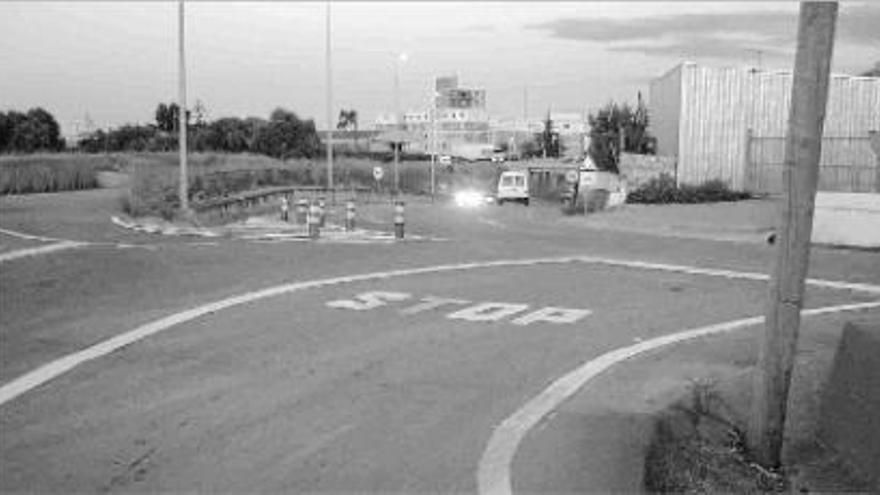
0, 227, 67, 243
0, 241, 86, 264
476, 300, 880, 495
1, 255, 878, 410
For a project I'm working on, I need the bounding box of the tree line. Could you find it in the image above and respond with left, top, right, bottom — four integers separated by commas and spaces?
518, 94, 656, 170
0, 108, 65, 153
588, 93, 656, 172
77, 103, 322, 159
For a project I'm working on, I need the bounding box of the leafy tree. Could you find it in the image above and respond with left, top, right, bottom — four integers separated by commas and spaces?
192, 100, 208, 128
0, 112, 13, 152
540, 112, 561, 158
155, 103, 172, 132
1, 108, 64, 153
336, 108, 359, 149
154, 102, 191, 133
76, 129, 108, 153
251, 108, 320, 159
519, 137, 542, 159
588, 93, 655, 173
107, 124, 154, 151
195, 117, 252, 153
337, 109, 358, 131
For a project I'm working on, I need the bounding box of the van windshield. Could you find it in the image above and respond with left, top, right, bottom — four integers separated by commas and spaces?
501, 175, 524, 187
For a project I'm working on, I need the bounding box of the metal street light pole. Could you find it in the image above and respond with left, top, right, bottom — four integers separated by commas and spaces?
177, 0, 189, 214
430, 84, 437, 201
393, 53, 407, 195
325, 2, 334, 192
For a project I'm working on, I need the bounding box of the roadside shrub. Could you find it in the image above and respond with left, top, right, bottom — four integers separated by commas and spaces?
627, 174, 752, 204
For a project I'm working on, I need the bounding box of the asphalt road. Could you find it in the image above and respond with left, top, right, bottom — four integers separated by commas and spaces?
1, 189, 878, 493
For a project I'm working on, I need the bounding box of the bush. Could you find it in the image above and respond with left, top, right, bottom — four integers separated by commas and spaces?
627, 174, 752, 204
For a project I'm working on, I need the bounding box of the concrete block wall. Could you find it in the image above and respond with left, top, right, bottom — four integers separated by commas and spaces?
812, 192, 880, 248
819, 321, 880, 490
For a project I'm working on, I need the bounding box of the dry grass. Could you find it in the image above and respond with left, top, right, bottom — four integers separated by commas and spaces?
0, 153, 107, 194
643, 380, 789, 494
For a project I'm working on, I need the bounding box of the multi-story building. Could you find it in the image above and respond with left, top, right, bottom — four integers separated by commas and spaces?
374, 75, 492, 157
373, 75, 589, 160
489, 112, 587, 159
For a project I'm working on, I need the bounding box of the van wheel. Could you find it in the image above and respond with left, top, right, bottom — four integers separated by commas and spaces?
497, 199, 504, 206
523, 198, 530, 207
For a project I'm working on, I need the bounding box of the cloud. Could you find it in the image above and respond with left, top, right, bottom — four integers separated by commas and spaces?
527, 4, 880, 59
608, 35, 792, 61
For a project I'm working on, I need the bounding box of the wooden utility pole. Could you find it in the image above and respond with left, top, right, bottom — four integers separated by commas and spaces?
748, 2, 837, 468
177, 0, 190, 214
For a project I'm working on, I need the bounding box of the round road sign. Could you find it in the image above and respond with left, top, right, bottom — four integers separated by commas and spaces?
373, 166, 385, 181
565, 170, 579, 183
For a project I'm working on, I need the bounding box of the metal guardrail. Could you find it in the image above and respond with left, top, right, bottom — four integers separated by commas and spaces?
192, 186, 376, 218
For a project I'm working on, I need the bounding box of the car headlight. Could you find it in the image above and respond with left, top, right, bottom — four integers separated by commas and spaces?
454, 190, 485, 207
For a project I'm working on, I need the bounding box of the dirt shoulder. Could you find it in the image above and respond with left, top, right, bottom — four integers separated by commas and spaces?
643, 313, 879, 493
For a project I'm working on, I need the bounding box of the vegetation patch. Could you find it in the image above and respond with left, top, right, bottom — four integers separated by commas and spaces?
0, 154, 103, 194
643, 380, 788, 493
627, 173, 753, 204
121, 152, 504, 219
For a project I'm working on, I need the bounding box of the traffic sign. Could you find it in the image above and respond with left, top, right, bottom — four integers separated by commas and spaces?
373, 166, 385, 181
565, 170, 579, 183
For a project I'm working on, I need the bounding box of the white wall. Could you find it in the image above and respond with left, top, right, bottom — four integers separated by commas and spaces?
648, 64, 682, 158
812, 192, 880, 248
650, 62, 880, 191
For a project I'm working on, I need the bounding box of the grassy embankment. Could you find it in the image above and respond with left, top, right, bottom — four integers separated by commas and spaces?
124, 153, 508, 218
1, 152, 564, 219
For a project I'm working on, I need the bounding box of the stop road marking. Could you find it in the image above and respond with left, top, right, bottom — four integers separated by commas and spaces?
446, 303, 530, 322
325, 291, 411, 311
326, 291, 592, 326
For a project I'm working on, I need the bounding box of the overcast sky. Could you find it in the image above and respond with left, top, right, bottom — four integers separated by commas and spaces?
1, 1, 878, 137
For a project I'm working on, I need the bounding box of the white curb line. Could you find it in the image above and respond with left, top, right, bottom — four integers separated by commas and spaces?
0, 241, 87, 264
476, 299, 880, 495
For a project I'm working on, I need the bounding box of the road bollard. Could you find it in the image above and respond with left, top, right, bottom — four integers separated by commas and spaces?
345, 200, 356, 231
308, 201, 321, 239
317, 197, 326, 228
280, 196, 290, 222
295, 199, 308, 225
394, 201, 405, 239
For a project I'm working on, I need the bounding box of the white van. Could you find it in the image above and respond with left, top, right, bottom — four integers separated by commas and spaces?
496, 170, 529, 206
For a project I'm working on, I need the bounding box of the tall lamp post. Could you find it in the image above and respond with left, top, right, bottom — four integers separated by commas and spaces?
429, 86, 440, 200
325, 2, 333, 192
177, 0, 190, 215
393, 52, 408, 194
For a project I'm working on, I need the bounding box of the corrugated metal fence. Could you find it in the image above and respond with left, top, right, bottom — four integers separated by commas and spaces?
651, 63, 880, 192
746, 132, 879, 193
